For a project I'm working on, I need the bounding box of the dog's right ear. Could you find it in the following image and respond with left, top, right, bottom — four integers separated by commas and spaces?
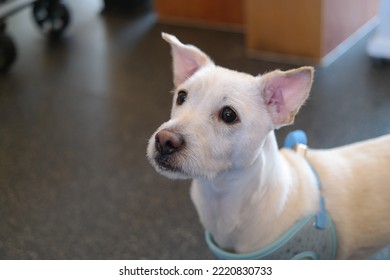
162, 33, 213, 87
260, 66, 314, 129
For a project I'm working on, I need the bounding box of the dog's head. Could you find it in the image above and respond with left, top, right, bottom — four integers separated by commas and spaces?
147, 33, 313, 180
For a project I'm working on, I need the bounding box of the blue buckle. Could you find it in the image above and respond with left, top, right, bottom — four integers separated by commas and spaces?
284, 130, 307, 149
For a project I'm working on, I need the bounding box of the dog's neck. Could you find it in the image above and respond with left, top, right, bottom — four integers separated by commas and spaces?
190, 131, 318, 253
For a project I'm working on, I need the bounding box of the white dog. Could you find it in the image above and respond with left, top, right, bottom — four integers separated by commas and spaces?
147, 33, 390, 259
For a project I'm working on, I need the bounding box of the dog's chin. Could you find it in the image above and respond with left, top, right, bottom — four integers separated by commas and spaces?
156, 167, 191, 180
147, 146, 222, 180
152, 157, 219, 180
151, 157, 191, 180
154, 161, 221, 180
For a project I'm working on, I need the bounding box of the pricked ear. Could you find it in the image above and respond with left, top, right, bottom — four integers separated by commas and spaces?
162, 33, 213, 87
260, 66, 314, 128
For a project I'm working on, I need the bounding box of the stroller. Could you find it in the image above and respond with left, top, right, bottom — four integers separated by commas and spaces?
0, 0, 71, 73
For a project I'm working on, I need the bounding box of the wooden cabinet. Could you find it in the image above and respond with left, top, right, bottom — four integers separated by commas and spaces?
154, 0, 378, 65
246, 0, 378, 64
154, 0, 244, 31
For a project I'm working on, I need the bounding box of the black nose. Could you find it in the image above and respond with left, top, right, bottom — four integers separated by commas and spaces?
155, 129, 185, 156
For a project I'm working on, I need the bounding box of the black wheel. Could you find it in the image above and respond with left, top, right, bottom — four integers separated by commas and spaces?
32, 1, 70, 39
0, 33, 17, 74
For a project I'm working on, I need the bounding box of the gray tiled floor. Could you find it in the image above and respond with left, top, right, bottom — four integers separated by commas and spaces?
0, 1, 389, 259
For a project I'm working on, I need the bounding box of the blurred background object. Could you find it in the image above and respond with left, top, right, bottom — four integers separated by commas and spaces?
154, 0, 378, 66
103, 0, 152, 14
367, 0, 390, 61
0, 0, 71, 73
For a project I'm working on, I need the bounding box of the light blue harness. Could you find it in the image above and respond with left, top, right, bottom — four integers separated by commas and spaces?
205, 130, 338, 260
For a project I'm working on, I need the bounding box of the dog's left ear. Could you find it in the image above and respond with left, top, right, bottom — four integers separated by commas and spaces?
260, 66, 314, 128
162, 33, 214, 87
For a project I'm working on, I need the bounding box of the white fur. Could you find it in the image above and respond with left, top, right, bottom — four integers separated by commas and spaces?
147, 33, 390, 259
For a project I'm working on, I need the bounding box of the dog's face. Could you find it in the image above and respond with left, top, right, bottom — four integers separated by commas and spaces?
147, 33, 313, 180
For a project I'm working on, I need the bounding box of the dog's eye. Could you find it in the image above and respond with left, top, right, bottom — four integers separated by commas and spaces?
220, 106, 238, 124
177, 90, 187, 105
